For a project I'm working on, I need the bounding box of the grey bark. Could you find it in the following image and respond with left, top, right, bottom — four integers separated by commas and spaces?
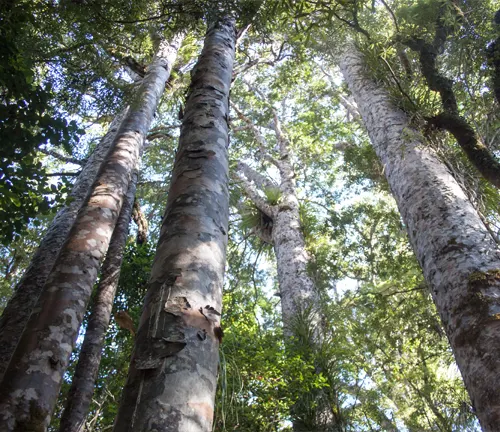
113, 18, 235, 432
233, 102, 337, 431
58, 166, 139, 432
340, 43, 500, 432
0, 111, 126, 381
270, 157, 334, 432
0, 33, 183, 431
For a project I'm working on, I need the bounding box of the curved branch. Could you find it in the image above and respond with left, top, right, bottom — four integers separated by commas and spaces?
428, 113, 500, 188
230, 102, 280, 168
237, 161, 278, 192
232, 172, 275, 218
405, 13, 500, 188
241, 80, 290, 159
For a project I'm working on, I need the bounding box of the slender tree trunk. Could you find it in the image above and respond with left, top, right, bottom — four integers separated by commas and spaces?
0, 111, 126, 381
233, 111, 336, 430
272, 179, 318, 333
113, 18, 235, 432
272, 185, 339, 432
0, 33, 183, 432
132, 199, 148, 244
340, 43, 500, 432
58, 166, 140, 432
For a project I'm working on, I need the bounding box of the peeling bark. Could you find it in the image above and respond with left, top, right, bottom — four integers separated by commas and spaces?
340, 43, 500, 432
0, 33, 183, 431
0, 110, 126, 381
113, 18, 235, 432
58, 167, 139, 432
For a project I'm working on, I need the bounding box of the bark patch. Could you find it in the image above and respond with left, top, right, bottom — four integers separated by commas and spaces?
187, 401, 213, 422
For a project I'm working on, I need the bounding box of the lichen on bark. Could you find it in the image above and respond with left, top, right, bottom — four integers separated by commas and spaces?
340, 42, 500, 432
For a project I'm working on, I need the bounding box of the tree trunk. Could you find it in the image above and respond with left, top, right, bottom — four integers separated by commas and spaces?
272, 180, 318, 334
272, 186, 339, 432
132, 199, 148, 244
340, 43, 500, 432
233, 111, 336, 430
113, 17, 235, 432
58, 166, 139, 432
0, 111, 126, 381
0, 33, 183, 432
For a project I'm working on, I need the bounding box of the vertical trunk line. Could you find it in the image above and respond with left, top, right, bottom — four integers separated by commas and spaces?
58, 157, 141, 432
0, 109, 127, 381
113, 17, 236, 432
0, 33, 184, 432
340, 42, 500, 432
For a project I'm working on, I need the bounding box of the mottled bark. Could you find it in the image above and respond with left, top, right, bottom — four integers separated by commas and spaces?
0, 111, 126, 381
233, 99, 337, 431
113, 18, 235, 432
271, 164, 318, 336
58, 167, 139, 432
341, 43, 500, 432
0, 34, 183, 431
132, 199, 148, 244
271, 177, 336, 432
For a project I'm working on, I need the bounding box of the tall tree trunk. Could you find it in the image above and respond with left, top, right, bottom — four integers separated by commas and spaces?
0, 33, 183, 432
272, 173, 318, 334
233, 104, 338, 430
272, 182, 339, 432
58, 166, 139, 432
0, 111, 126, 380
113, 17, 235, 432
340, 43, 500, 432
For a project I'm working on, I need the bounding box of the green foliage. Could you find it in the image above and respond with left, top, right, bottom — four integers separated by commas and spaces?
0, 1, 83, 244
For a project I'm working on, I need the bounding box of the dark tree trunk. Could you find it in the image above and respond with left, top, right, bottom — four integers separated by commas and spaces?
113, 18, 235, 432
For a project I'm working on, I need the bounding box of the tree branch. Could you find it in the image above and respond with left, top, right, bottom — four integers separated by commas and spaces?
230, 102, 280, 168
404, 11, 500, 188
39, 148, 85, 166
242, 80, 290, 159
237, 161, 278, 192
46, 171, 80, 177
232, 172, 275, 218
